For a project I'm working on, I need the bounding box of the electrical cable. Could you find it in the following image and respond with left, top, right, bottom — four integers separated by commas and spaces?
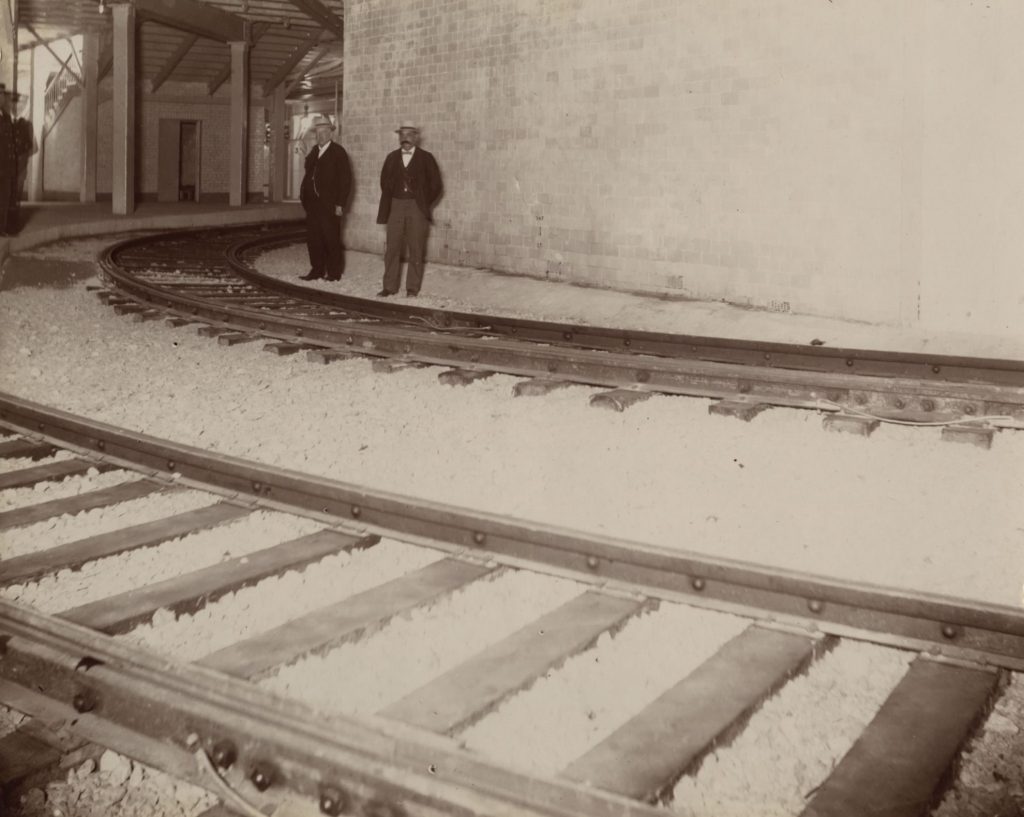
812, 400, 1017, 428
194, 748, 268, 817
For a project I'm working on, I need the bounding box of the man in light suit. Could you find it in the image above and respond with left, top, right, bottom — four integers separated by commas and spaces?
299, 117, 352, 282
376, 122, 443, 297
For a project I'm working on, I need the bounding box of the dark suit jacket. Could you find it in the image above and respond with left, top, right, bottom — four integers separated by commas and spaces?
376, 147, 443, 224
300, 141, 352, 211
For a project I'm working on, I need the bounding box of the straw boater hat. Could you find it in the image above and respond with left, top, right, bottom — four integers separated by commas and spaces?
308, 116, 335, 133
395, 122, 419, 133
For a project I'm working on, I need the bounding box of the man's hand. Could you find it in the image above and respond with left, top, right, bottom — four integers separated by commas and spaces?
335, 206, 344, 216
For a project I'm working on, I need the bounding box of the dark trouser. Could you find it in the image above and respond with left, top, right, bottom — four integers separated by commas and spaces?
305, 203, 344, 278
0, 175, 10, 234
383, 197, 429, 294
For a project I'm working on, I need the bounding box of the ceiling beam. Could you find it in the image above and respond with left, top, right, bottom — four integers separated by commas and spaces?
259, 27, 321, 96
150, 32, 199, 92
282, 43, 328, 97
129, 0, 246, 43
286, 0, 343, 40
207, 20, 270, 95
18, 34, 74, 52
23, 23, 84, 84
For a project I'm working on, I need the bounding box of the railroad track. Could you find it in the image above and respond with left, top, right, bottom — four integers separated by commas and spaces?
1, 395, 1022, 817
94, 224, 1024, 438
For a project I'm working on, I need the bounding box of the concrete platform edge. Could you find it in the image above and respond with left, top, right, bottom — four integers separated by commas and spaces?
1, 204, 305, 263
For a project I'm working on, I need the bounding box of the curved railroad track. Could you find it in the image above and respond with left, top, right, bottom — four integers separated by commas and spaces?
1, 395, 1022, 817
95, 224, 1024, 435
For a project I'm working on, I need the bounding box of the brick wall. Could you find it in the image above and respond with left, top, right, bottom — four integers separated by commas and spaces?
342, 0, 1024, 333
916, 3, 1024, 337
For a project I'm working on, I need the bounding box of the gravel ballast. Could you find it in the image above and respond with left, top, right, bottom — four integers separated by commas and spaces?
0, 468, 135, 513
2, 509, 322, 613
459, 602, 750, 775
119, 537, 443, 662
1, 280, 1021, 606
259, 569, 581, 716
0, 489, 218, 559
1, 239, 1022, 815
669, 640, 912, 817
11, 750, 216, 817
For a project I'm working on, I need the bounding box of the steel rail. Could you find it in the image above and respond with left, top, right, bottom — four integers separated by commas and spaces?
220, 228, 1024, 387
2, 392, 1022, 671
221, 225, 1024, 387
97, 236, 1024, 426
0, 599, 666, 817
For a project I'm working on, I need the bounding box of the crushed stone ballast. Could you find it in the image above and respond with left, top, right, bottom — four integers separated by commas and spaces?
0, 403, 1022, 817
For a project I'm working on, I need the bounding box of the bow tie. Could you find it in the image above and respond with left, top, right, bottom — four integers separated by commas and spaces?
402, 149, 413, 154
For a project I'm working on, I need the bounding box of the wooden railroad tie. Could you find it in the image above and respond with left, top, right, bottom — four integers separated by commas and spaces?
708, 400, 770, 422
438, 368, 496, 386
940, 424, 995, 450
822, 414, 880, 437
308, 349, 357, 365
512, 378, 573, 398
589, 389, 654, 412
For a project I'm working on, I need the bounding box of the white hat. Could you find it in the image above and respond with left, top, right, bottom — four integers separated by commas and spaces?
308, 116, 336, 132
394, 122, 420, 133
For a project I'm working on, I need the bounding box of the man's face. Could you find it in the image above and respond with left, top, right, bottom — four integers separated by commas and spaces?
314, 125, 332, 146
398, 129, 419, 150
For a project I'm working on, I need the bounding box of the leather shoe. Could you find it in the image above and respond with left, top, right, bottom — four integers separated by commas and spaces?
325, 275, 341, 281
405, 291, 419, 297
299, 272, 324, 281
377, 289, 395, 297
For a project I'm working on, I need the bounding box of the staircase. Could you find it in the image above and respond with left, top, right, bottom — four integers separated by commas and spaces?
42, 54, 82, 139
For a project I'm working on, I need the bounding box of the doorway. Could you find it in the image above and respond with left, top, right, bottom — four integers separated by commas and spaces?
157, 119, 201, 203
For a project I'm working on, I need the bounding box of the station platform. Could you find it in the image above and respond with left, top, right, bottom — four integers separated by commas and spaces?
0, 200, 303, 259
2, 200, 1022, 361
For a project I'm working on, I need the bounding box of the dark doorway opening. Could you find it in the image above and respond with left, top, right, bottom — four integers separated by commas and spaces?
157, 118, 201, 203
179, 121, 199, 201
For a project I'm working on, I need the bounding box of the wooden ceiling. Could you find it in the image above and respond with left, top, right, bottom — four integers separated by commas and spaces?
17, 0, 344, 100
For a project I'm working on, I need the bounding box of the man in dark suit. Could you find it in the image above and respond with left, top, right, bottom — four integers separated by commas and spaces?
376, 122, 443, 297
299, 116, 352, 282
0, 84, 15, 236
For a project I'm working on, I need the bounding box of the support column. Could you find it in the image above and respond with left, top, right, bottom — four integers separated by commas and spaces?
0, 0, 15, 90
27, 41, 43, 202
80, 32, 99, 203
228, 36, 250, 206
112, 2, 136, 215
269, 84, 286, 202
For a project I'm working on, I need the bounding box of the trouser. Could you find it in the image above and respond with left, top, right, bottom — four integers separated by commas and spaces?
305, 203, 344, 278
383, 197, 429, 294
0, 175, 10, 234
